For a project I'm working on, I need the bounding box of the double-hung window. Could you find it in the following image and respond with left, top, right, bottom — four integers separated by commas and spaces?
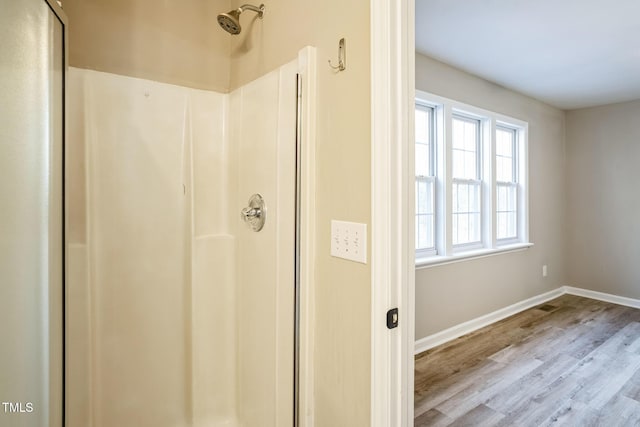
415, 104, 436, 257
451, 115, 482, 249
414, 91, 531, 266
496, 126, 518, 242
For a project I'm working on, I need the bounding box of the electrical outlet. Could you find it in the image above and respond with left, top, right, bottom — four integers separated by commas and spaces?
331, 220, 367, 264
542, 265, 548, 277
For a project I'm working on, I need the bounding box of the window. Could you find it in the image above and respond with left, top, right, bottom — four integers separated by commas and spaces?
414, 91, 530, 265
496, 126, 518, 241
451, 116, 481, 247
415, 104, 436, 256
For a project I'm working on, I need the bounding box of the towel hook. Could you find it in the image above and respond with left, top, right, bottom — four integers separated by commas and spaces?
328, 38, 346, 72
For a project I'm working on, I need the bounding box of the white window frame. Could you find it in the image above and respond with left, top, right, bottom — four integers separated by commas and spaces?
415, 174, 437, 257
451, 178, 483, 251
495, 125, 520, 245
415, 90, 531, 267
415, 103, 437, 258
450, 114, 483, 251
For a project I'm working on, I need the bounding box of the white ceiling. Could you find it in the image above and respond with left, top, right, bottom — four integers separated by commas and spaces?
415, 0, 640, 110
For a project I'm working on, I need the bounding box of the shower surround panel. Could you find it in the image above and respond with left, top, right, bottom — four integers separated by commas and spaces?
67, 62, 298, 427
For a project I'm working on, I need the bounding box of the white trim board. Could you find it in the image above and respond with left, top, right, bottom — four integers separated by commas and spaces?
415, 288, 563, 354
564, 286, 640, 310
415, 286, 640, 355
370, 0, 414, 426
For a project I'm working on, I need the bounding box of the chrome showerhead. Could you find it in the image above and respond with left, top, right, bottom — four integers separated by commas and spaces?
217, 4, 265, 35
217, 10, 241, 34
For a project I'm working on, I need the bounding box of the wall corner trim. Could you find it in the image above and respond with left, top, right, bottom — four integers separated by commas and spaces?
415, 286, 640, 355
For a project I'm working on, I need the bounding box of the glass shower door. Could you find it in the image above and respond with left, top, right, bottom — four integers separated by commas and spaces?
0, 1, 66, 426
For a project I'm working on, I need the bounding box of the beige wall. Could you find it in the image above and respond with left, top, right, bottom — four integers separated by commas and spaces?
228, 0, 309, 90
64, 1, 372, 425
309, 7, 371, 427
566, 100, 640, 299
228, 1, 372, 425
414, 54, 567, 338
63, 0, 231, 92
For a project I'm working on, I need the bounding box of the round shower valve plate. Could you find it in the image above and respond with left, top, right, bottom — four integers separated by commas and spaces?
241, 193, 266, 232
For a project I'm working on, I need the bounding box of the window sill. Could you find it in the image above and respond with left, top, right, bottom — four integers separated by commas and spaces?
415, 242, 534, 269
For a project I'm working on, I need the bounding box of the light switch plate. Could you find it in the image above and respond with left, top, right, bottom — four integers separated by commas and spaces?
331, 220, 367, 264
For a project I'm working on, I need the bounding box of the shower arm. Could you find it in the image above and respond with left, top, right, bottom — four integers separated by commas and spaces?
239, 3, 265, 18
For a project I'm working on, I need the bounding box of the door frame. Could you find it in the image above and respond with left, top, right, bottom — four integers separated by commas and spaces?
370, 0, 414, 426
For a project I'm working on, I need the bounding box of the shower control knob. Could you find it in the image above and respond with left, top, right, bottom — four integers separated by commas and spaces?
241, 194, 266, 232
241, 206, 261, 219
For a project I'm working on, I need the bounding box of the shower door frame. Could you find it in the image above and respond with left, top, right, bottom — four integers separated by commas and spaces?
51, 1, 69, 425
294, 46, 317, 427
4, 0, 69, 425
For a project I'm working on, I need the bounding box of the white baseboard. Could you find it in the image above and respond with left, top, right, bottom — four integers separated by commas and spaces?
415, 285, 640, 355
563, 286, 640, 310
414, 287, 564, 355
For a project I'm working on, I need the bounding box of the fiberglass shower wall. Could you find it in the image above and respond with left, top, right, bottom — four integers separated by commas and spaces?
67, 59, 298, 427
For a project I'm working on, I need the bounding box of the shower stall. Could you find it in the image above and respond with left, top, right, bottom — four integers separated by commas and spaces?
2, 2, 314, 425
66, 48, 314, 427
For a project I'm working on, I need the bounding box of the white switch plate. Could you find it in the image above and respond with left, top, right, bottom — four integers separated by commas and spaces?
331, 220, 367, 264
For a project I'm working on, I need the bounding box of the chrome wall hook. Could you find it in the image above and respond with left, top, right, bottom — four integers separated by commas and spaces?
328, 38, 346, 72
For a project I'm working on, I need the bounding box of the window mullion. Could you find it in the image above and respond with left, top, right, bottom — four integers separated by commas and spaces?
443, 104, 453, 256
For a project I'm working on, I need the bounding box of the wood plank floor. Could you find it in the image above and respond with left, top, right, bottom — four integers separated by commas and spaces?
414, 295, 640, 426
